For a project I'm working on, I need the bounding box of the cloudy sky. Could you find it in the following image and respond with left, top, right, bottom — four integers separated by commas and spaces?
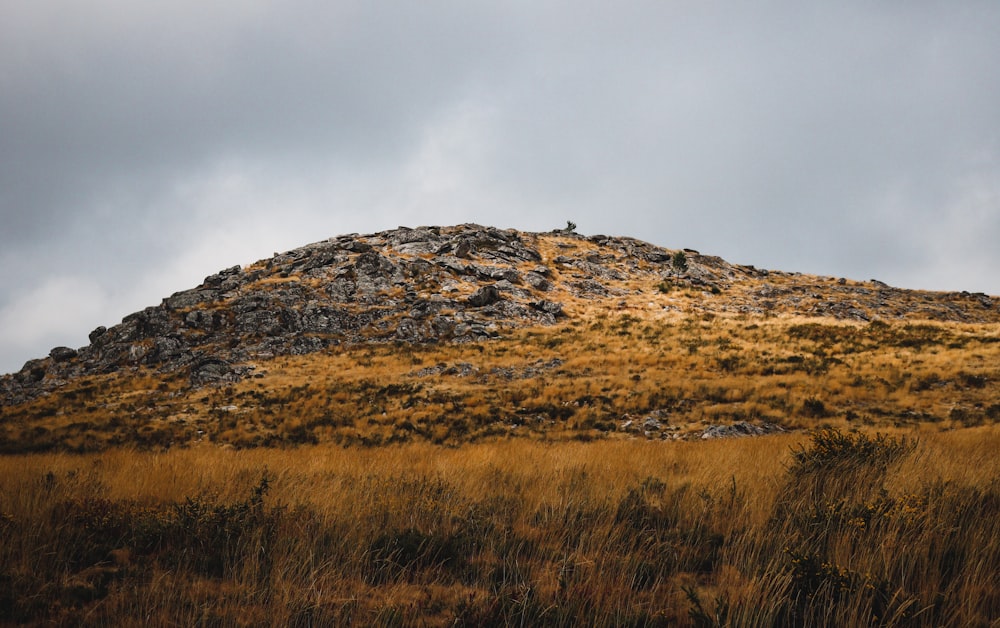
2, 1, 999, 374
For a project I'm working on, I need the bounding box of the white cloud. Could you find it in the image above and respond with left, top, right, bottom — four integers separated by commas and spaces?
0, 276, 110, 370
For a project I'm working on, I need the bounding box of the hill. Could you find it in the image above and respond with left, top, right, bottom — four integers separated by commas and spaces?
2, 223, 999, 452
2, 224, 1000, 625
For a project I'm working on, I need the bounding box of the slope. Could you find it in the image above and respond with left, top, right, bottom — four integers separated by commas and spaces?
2, 224, 999, 452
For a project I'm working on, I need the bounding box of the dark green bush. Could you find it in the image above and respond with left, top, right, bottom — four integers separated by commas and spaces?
672, 251, 689, 273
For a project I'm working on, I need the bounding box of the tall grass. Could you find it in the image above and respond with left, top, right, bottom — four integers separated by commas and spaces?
1, 427, 998, 625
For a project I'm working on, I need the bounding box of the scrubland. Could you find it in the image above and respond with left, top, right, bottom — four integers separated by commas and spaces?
3, 314, 998, 452
1, 426, 999, 626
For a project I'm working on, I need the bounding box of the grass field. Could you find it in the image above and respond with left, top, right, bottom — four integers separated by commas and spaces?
2, 426, 998, 626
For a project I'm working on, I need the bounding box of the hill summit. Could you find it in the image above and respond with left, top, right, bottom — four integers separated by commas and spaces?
2, 224, 999, 451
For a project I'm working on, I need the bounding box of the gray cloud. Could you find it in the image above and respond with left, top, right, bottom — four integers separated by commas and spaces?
2, 1, 999, 373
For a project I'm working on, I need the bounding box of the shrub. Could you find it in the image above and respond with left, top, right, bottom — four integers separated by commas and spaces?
672, 251, 689, 273
789, 428, 913, 476
162, 473, 281, 580
801, 397, 828, 418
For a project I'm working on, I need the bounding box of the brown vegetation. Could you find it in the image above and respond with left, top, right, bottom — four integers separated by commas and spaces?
2, 313, 998, 452
1, 427, 998, 625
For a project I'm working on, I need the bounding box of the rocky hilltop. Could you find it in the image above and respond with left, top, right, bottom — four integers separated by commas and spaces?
3, 224, 999, 409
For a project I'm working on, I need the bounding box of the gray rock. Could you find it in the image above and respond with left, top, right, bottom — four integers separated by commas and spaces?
454, 240, 473, 258
699, 422, 783, 439
203, 265, 242, 288
435, 257, 470, 275
531, 300, 564, 317
395, 241, 440, 256
294, 248, 346, 274
431, 315, 457, 337
489, 267, 521, 283
569, 279, 609, 297
395, 317, 427, 342
88, 326, 108, 343
190, 358, 233, 384
151, 336, 185, 362
468, 285, 502, 307
342, 239, 372, 253
18, 359, 47, 383
325, 276, 357, 302
525, 272, 551, 291
49, 346, 78, 362
164, 289, 219, 310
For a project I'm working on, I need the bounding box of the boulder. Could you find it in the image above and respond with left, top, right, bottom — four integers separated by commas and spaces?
700, 422, 783, 439
18, 359, 47, 383
345, 240, 371, 252
151, 336, 185, 362
468, 285, 501, 307
190, 358, 233, 384
525, 272, 551, 291
531, 300, 564, 317
49, 346, 78, 362
454, 240, 473, 259
204, 265, 241, 284
88, 326, 108, 343
164, 289, 219, 310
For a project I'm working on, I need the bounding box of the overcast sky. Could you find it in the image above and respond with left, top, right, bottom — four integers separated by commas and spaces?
2, 1, 999, 374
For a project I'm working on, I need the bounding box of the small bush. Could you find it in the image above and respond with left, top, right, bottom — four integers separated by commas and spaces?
789, 428, 913, 476
781, 550, 905, 626
672, 251, 689, 273
959, 372, 988, 389
800, 397, 828, 418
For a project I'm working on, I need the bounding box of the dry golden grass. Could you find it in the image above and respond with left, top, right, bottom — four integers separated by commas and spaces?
1, 427, 998, 625
3, 312, 999, 453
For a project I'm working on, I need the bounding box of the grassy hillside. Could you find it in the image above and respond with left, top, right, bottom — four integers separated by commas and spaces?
2, 227, 999, 624
3, 312, 998, 452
